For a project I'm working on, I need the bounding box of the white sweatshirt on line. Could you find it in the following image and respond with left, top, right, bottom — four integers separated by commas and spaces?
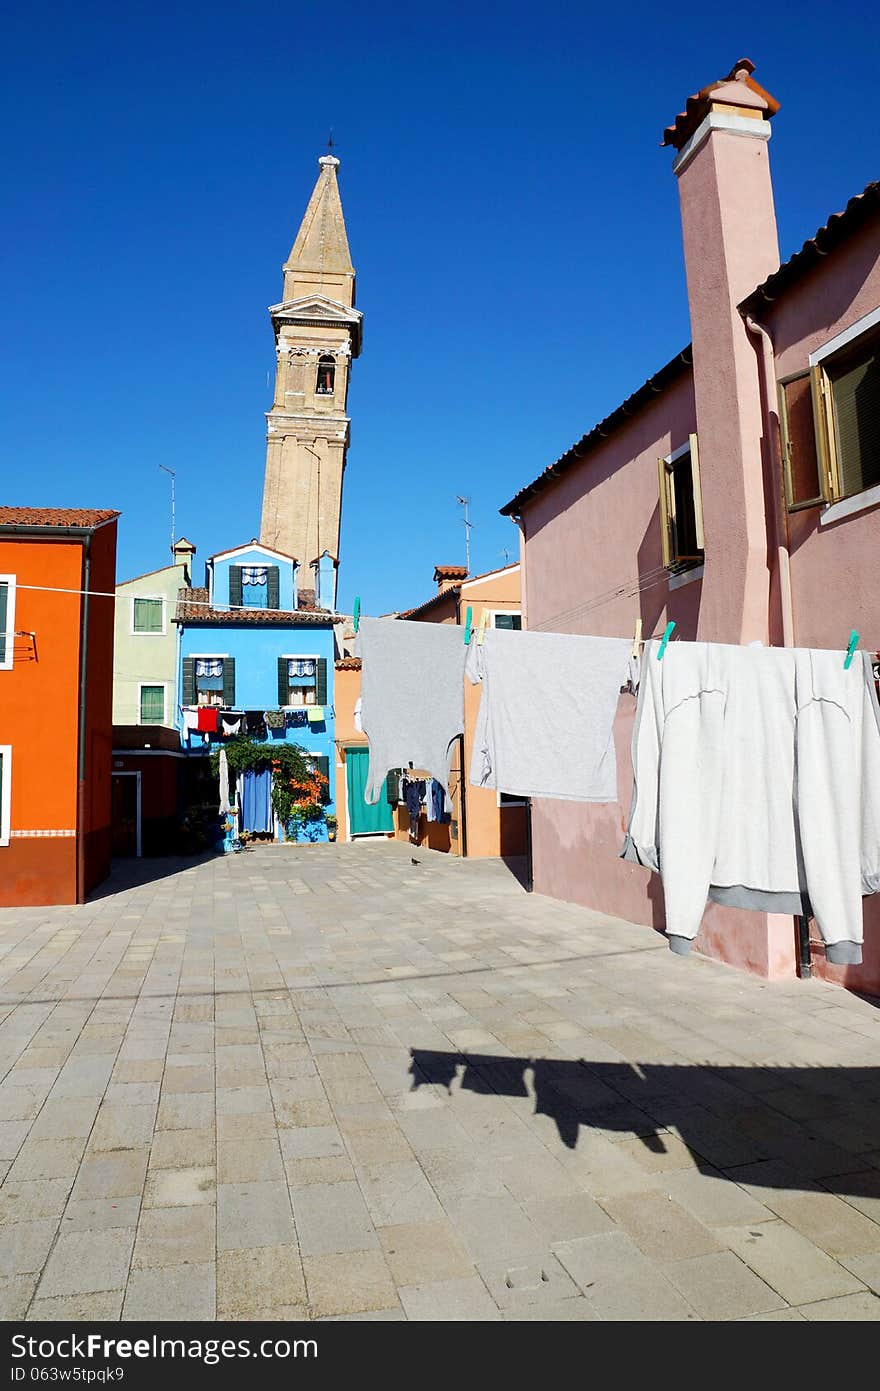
622, 641, 880, 964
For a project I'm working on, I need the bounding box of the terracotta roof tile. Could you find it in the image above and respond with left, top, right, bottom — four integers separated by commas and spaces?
433, 565, 468, 580
662, 58, 779, 151
174, 586, 340, 625
500, 347, 693, 517
741, 180, 880, 313
0, 507, 119, 529
335, 657, 362, 670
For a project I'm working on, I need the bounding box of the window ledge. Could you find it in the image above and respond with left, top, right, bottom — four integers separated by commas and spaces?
820, 483, 880, 527
667, 563, 704, 591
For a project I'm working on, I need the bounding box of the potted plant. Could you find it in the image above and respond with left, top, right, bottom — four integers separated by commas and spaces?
325, 814, 338, 843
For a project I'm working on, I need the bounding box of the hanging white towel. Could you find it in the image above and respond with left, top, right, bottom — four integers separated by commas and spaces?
466, 628, 633, 802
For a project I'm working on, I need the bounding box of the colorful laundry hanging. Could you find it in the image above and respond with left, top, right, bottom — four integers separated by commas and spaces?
197, 706, 219, 733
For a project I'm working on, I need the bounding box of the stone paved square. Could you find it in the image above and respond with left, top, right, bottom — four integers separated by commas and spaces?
0, 840, 879, 1320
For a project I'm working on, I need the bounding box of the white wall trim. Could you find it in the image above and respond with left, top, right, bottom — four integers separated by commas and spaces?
0, 575, 16, 671
0, 745, 10, 846
460, 564, 521, 590
137, 680, 168, 725
668, 563, 705, 591
809, 305, 880, 367
672, 113, 772, 176
820, 482, 880, 527
665, 441, 692, 465
130, 593, 167, 636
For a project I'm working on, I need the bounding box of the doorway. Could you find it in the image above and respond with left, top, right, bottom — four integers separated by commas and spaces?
345, 747, 393, 837
111, 771, 141, 857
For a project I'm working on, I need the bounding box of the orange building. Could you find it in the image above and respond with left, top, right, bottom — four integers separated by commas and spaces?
0, 508, 118, 906
403, 563, 528, 861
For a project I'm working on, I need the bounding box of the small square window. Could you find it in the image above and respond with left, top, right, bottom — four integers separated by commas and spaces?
133, 597, 164, 634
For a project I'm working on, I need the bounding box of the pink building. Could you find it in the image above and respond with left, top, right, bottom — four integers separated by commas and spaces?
501, 59, 880, 995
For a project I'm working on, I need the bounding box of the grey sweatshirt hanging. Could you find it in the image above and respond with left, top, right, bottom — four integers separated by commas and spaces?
623, 641, 880, 964
466, 628, 633, 802
360, 618, 467, 805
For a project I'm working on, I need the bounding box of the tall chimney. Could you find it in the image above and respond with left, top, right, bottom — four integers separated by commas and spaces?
665, 59, 780, 643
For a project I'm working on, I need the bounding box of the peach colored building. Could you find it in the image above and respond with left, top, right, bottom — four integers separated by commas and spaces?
333, 656, 393, 843
403, 563, 527, 861
501, 59, 880, 993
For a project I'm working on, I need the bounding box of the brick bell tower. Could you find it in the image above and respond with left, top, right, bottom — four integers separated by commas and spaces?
260, 155, 362, 608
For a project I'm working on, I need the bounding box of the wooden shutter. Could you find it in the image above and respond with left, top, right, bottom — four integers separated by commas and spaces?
222, 657, 236, 706
811, 365, 835, 500
657, 458, 673, 567
228, 566, 243, 609
267, 566, 280, 610
315, 658, 328, 705
182, 657, 196, 706
828, 341, 880, 498
315, 755, 331, 804
780, 374, 825, 507
688, 433, 705, 549
278, 657, 289, 705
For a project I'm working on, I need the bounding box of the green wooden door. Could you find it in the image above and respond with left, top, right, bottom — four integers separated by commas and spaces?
346, 747, 394, 835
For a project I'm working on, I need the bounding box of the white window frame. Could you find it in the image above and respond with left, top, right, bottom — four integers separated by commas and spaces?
0, 575, 16, 671
137, 681, 168, 725
280, 653, 320, 709
0, 745, 11, 846
488, 609, 522, 630
658, 436, 705, 573
130, 593, 167, 636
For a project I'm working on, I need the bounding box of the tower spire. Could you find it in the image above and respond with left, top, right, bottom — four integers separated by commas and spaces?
282, 153, 354, 306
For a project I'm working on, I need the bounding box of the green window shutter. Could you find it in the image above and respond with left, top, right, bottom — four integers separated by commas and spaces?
267, 566, 280, 610
386, 768, 401, 805
140, 685, 164, 723
0, 582, 7, 664
229, 566, 243, 609
315, 657, 328, 705
222, 657, 236, 707
278, 657, 289, 705
315, 755, 331, 804
182, 657, 196, 706
133, 597, 163, 632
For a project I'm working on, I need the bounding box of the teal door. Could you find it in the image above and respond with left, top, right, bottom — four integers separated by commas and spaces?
346, 747, 394, 835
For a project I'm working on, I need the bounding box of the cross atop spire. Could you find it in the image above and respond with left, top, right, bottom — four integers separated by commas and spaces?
282, 152, 354, 307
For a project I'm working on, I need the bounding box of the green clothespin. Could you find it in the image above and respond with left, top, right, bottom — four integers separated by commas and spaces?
844, 630, 859, 669
656, 621, 676, 660
353, 597, 360, 633
463, 606, 473, 644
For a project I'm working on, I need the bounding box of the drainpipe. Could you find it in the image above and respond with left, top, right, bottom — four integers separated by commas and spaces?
76, 531, 92, 904
743, 313, 795, 649
453, 590, 468, 859
744, 313, 810, 974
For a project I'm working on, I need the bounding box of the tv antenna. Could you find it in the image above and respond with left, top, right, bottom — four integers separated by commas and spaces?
456, 495, 473, 573
159, 465, 176, 554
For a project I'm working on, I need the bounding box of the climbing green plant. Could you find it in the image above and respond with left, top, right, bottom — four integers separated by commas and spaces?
210, 737, 325, 828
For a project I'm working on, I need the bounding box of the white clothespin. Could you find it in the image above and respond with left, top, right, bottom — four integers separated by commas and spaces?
631, 618, 642, 660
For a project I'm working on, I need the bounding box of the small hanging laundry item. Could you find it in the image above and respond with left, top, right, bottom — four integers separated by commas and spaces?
622, 640, 880, 964
285, 709, 308, 729
307, 706, 325, 724
359, 618, 467, 804
197, 706, 219, 734
264, 709, 285, 730
221, 715, 242, 736
182, 709, 199, 735
466, 628, 633, 802
245, 711, 266, 738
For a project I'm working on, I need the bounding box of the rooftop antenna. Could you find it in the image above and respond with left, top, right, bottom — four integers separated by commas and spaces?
159, 465, 176, 554
456, 495, 472, 573
327, 129, 335, 155
500, 546, 511, 565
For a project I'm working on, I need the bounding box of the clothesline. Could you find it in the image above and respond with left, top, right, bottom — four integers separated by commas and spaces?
12, 582, 348, 620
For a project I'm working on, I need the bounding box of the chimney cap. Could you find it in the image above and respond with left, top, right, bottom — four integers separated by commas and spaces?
172, 536, 197, 554
433, 564, 469, 587
662, 57, 780, 151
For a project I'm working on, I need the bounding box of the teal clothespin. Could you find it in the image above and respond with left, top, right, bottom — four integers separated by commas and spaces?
353, 597, 360, 634
844, 629, 859, 669
463, 606, 473, 644
656, 621, 676, 660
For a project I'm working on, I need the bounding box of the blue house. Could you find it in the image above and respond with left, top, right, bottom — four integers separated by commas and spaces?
175, 540, 339, 841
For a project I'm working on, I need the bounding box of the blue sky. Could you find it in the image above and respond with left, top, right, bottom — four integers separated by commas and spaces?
2, 1, 877, 616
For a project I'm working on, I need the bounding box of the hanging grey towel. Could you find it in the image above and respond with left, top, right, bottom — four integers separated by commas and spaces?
467, 627, 633, 803
622, 641, 880, 965
360, 618, 467, 804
